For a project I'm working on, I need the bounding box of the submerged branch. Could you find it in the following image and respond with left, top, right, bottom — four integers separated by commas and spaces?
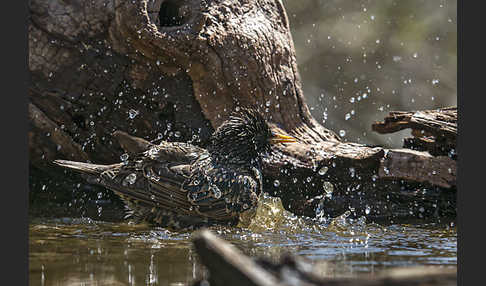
192, 229, 457, 286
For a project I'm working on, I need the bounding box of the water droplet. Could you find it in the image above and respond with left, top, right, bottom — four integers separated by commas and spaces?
211, 185, 222, 199
273, 180, 280, 187
120, 153, 129, 161
323, 181, 334, 194
339, 130, 346, 137
123, 173, 137, 186
147, 147, 158, 158
365, 205, 371, 215
345, 113, 351, 120
349, 167, 356, 177
383, 166, 390, 175
412, 52, 418, 58
128, 109, 139, 119
318, 166, 329, 176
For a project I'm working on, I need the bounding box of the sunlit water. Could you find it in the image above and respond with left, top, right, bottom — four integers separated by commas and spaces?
29, 195, 456, 286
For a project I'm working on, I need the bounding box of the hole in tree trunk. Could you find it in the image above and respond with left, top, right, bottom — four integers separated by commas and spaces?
159, 1, 185, 27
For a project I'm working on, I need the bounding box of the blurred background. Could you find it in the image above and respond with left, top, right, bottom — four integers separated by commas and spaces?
283, 0, 457, 148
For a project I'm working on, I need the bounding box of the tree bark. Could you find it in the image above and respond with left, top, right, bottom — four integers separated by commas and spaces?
28, 0, 456, 222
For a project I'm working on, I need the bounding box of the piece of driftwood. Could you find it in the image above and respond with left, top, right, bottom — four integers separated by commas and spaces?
29, 0, 456, 222
372, 107, 457, 158
192, 229, 457, 286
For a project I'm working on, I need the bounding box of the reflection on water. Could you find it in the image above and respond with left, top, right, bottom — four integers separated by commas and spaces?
29, 195, 456, 285
29, 220, 200, 286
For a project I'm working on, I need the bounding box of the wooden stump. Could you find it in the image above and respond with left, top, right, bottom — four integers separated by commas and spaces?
29, 0, 456, 222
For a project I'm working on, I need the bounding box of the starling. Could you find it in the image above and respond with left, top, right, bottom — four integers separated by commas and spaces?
53, 108, 296, 230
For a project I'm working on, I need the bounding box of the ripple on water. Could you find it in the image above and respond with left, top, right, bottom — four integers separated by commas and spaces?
29, 194, 456, 285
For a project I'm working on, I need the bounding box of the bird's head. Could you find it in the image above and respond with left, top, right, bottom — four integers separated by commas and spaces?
208, 108, 296, 166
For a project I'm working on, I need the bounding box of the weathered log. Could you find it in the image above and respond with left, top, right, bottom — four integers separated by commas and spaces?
29, 0, 456, 222
378, 149, 455, 189
372, 107, 457, 158
192, 229, 457, 286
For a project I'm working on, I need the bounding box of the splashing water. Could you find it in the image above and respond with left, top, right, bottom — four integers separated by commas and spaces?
29, 194, 456, 285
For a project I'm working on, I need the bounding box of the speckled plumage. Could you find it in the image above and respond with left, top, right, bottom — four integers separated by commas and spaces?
54, 109, 290, 230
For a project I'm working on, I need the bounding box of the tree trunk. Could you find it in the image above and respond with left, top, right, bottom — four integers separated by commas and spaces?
28, 0, 456, 222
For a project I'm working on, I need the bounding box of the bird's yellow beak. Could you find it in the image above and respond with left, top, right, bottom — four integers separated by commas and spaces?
270, 133, 297, 144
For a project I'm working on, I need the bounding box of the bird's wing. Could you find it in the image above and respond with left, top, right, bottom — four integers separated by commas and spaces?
61, 146, 260, 222
144, 142, 205, 164
98, 157, 197, 217
185, 165, 261, 220
112, 131, 205, 161
95, 150, 232, 220
143, 161, 196, 216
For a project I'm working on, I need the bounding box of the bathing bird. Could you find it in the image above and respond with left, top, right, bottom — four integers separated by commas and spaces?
54, 108, 296, 230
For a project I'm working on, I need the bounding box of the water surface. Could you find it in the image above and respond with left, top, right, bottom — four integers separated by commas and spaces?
29, 195, 456, 285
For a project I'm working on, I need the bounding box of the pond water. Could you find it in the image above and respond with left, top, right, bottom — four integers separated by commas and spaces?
29, 195, 456, 286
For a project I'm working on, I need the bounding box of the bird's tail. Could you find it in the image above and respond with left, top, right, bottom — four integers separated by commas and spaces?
53, 160, 122, 176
